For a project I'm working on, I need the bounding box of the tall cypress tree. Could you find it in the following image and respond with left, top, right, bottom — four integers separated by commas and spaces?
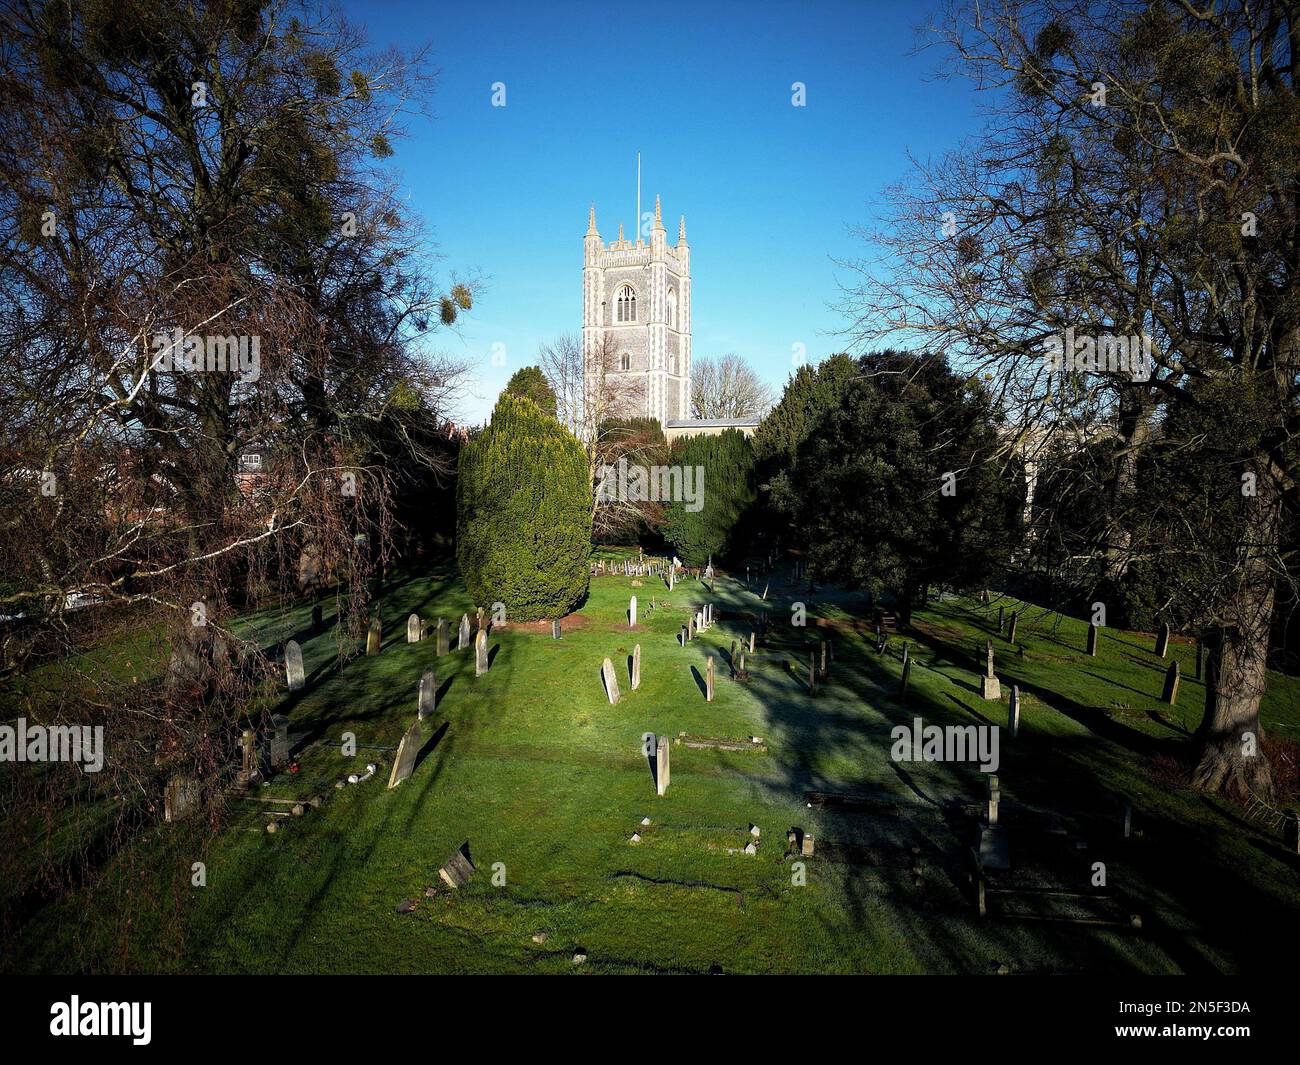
456, 394, 592, 620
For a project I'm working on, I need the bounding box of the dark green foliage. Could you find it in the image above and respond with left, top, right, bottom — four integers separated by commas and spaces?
503, 366, 557, 419
766, 351, 1023, 620
660, 429, 756, 566
456, 394, 591, 620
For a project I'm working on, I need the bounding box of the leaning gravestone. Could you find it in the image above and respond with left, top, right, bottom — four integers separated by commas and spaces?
436, 617, 449, 656
656, 735, 671, 796
285, 640, 305, 691
1087, 623, 1098, 657
1008, 685, 1020, 738
980, 641, 1001, 700
438, 843, 476, 888
602, 657, 621, 704
387, 719, 423, 789
1162, 659, 1180, 704
629, 595, 637, 628
458, 614, 471, 651
407, 614, 422, 643
475, 629, 489, 676
1155, 622, 1171, 658
269, 715, 290, 769
366, 615, 382, 656
1007, 612, 1018, 644
418, 669, 436, 720
631, 644, 641, 690
705, 656, 715, 702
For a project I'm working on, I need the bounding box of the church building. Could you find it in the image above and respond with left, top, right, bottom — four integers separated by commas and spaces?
582, 196, 692, 426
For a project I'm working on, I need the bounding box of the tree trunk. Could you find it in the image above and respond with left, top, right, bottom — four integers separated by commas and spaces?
1104, 388, 1152, 579
1190, 452, 1280, 801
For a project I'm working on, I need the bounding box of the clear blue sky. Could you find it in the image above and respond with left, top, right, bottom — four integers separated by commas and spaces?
348, 0, 983, 423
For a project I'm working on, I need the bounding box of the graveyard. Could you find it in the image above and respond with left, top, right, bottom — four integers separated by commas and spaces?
7, 554, 1300, 975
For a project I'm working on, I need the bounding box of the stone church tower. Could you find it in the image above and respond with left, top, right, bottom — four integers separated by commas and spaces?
583, 196, 691, 425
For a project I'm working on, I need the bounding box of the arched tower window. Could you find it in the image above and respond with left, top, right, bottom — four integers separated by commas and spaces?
619, 351, 631, 372
616, 285, 637, 322
667, 287, 677, 329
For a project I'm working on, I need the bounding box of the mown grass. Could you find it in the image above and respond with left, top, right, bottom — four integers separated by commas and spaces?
6, 562, 1300, 973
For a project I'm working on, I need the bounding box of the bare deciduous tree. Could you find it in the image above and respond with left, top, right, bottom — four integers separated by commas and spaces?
690, 354, 774, 419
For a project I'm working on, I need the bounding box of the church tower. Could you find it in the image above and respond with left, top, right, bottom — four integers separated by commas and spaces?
582, 197, 691, 425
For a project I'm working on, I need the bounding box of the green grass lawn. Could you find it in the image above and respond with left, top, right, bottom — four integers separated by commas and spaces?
7, 562, 1300, 974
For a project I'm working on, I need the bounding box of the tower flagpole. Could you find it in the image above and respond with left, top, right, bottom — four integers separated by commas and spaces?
636, 152, 641, 244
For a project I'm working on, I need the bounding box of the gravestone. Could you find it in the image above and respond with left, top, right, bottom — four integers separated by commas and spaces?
552, 618, 562, 640
438, 843, 476, 888
387, 719, 423, 788
1285, 811, 1300, 855
269, 715, 290, 769
602, 657, 620, 704
366, 616, 382, 656
1007, 612, 1018, 644
629, 595, 637, 628
475, 629, 489, 676
436, 617, 449, 656
284, 639, 305, 691
687, 615, 696, 641
407, 614, 422, 643
762, 583, 769, 601
1086, 623, 1098, 657
820, 641, 828, 679
311, 604, 323, 631
1162, 659, 1180, 704
476, 607, 485, 630
680, 625, 689, 647
458, 614, 471, 651
668, 567, 675, 591
1008, 685, 1020, 738
987, 774, 1000, 825
980, 640, 1001, 700
236, 729, 257, 790
737, 650, 747, 676
705, 656, 714, 702
1155, 622, 1171, 658
976, 825, 1010, 870
998, 605, 1004, 633
749, 631, 755, 654
631, 644, 641, 690
164, 775, 200, 823
418, 669, 436, 720
656, 735, 671, 796
900, 648, 911, 695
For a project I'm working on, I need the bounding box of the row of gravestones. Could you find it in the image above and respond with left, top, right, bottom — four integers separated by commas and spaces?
591, 557, 667, 578
285, 609, 493, 693
991, 597, 1202, 681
